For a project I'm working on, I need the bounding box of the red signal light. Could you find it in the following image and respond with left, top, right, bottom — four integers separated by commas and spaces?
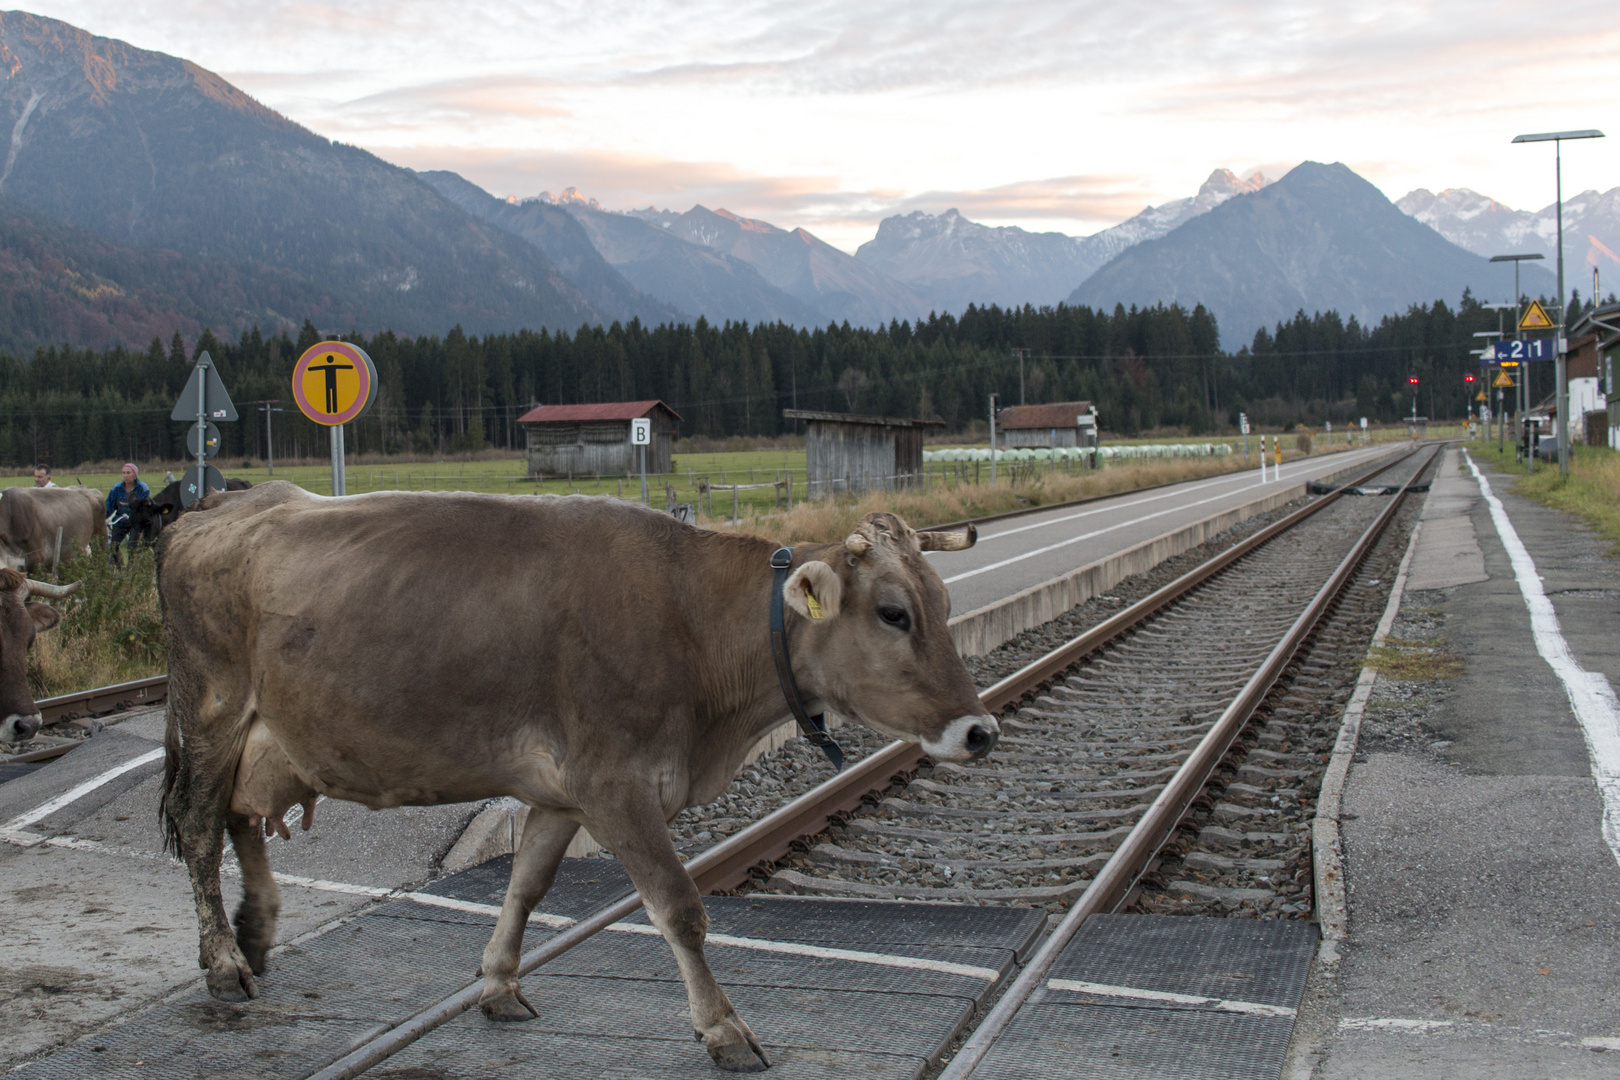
1464, 374, 1475, 383
1408, 376, 1420, 385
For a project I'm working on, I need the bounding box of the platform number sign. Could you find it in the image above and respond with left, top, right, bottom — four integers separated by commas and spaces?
631, 418, 651, 445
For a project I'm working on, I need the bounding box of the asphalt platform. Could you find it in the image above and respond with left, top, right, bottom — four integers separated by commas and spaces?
1287, 447, 1620, 1077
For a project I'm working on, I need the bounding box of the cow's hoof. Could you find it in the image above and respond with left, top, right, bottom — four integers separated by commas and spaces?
479, 989, 538, 1023
205, 956, 257, 1002
702, 1018, 770, 1073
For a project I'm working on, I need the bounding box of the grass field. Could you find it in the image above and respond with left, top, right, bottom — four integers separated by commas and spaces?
23, 422, 1445, 523
1469, 437, 1620, 554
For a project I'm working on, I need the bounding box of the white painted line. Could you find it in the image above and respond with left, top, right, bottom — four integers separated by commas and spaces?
943, 482, 1281, 584
1582, 1036, 1620, 1051
3, 817, 1004, 983
606, 920, 1001, 980
397, 890, 576, 929
1047, 978, 1296, 1018
1338, 1016, 1453, 1033
1, 746, 164, 832
1465, 450, 1620, 868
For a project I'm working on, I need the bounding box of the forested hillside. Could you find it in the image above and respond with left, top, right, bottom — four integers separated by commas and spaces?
0, 290, 1587, 469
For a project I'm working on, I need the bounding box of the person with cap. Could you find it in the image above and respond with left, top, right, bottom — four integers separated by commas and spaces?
105, 462, 150, 567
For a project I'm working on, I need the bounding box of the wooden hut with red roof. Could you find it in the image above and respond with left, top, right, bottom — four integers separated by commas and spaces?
517, 400, 682, 477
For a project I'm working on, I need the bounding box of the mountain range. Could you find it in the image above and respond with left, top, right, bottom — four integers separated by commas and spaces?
0, 9, 1588, 357
1068, 162, 1556, 343
1396, 186, 1620, 289
854, 169, 1268, 311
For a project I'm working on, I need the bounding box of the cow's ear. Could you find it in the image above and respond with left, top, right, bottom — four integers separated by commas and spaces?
25, 603, 61, 634
784, 560, 842, 622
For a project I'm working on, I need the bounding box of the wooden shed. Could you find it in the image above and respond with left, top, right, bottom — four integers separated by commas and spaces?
783, 409, 943, 497
995, 401, 1100, 448
518, 400, 681, 478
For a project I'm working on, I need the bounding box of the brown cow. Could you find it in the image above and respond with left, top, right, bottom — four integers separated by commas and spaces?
0, 570, 82, 743
0, 486, 106, 571
158, 483, 993, 1072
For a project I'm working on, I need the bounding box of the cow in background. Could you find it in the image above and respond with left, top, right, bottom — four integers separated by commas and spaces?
0, 486, 105, 572
0, 571, 83, 743
127, 478, 253, 551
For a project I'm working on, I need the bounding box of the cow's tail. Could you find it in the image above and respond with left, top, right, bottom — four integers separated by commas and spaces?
159, 694, 187, 858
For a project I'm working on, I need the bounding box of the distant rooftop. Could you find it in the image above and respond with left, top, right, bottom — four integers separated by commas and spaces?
995, 402, 1097, 429
517, 400, 681, 424
782, 409, 944, 428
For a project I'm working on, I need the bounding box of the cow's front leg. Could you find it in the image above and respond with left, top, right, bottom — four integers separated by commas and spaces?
584, 792, 769, 1073
478, 807, 579, 1021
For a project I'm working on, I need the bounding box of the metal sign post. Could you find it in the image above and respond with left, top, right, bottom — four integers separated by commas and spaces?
169, 351, 238, 508
291, 342, 377, 497
631, 417, 651, 505
988, 395, 998, 485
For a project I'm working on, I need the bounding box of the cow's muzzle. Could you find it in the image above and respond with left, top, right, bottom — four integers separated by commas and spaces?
1, 712, 42, 744
922, 714, 1000, 762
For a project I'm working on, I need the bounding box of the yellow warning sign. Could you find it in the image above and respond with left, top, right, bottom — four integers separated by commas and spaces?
1476, 390, 1488, 401
292, 342, 377, 426
1493, 371, 1515, 388
1518, 299, 1554, 331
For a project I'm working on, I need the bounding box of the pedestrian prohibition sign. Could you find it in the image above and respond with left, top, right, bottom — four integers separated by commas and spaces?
292, 341, 377, 426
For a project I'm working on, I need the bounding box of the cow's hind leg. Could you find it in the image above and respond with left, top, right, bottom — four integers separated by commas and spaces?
585, 794, 769, 1072
477, 807, 579, 1021
227, 811, 281, 975
164, 676, 257, 1002
178, 795, 257, 1000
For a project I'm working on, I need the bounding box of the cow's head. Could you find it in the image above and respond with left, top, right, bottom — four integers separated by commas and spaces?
785, 513, 997, 762
0, 570, 79, 744
126, 495, 176, 545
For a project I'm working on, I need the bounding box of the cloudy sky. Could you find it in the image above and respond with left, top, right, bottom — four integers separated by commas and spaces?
31, 0, 1620, 252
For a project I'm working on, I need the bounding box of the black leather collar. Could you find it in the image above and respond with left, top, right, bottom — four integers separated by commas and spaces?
769, 546, 843, 770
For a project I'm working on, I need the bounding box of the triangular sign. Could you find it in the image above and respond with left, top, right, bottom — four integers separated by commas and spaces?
169, 352, 239, 422
1518, 299, 1555, 331
1493, 372, 1515, 387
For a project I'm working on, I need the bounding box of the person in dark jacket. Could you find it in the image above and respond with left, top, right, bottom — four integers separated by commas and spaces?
106, 463, 150, 567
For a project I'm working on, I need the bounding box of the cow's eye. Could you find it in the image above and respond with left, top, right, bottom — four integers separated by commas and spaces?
878, 605, 911, 631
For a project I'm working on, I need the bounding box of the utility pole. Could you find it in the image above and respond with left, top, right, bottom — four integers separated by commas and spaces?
988, 394, 999, 485
1014, 349, 1028, 405
248, 400, 283, 475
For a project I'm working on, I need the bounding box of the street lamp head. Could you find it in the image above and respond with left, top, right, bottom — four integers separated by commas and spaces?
1512, 130, 1604, 143
1490, 254, 1545, 262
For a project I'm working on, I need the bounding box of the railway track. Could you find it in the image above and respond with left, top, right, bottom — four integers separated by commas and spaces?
297, 443, 1434, 1079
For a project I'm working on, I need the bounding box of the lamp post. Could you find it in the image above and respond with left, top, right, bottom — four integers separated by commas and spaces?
1512, 129, 1605, 477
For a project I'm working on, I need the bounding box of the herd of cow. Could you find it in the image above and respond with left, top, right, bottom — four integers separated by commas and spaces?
4, 481, 996, 1073
0, 476, 250, 574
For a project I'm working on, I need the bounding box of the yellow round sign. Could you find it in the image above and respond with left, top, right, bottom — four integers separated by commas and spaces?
292, 341, 377, 426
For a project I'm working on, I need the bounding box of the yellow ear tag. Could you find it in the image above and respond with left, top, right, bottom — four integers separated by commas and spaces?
803, 587, 826, 620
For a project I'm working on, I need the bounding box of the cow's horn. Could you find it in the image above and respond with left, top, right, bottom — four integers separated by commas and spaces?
25, 578, 81, 599
917, 523, 977, 552
843, 531, 874, 557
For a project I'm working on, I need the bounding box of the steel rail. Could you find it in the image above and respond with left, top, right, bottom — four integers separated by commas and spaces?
301, 444, 1423, 1080
37, 674, 168, 722
936, 444, 1440, 1080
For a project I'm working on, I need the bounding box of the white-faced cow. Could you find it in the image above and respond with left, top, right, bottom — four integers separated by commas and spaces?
157, 483, 993, 1072
0, 486, 105, 571
0, 570, 82, 744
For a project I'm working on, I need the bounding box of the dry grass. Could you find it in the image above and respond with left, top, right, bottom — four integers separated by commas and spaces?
711, 455, 1270, 545
1365, 638, 1463, 680
1470, 442, 1620, 555
27, 546, 165, 698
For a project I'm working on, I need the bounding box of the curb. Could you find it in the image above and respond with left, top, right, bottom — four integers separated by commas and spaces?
1310, 514, 1424, 946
